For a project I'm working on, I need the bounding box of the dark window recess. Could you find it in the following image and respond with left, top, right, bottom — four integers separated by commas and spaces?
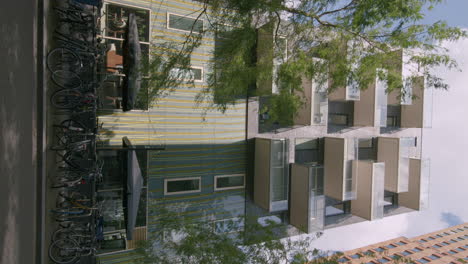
167, 179, 200, 193
106, 4, 150, 42
216, 175, 244, 189
168, 14, 203, 33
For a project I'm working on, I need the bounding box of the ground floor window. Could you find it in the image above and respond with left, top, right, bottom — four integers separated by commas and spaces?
97, 149, 148, 253
164, 177, 201, 195
214, 174, 245, 191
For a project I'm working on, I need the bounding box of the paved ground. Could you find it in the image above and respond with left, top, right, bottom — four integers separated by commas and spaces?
0, 1, 45, 264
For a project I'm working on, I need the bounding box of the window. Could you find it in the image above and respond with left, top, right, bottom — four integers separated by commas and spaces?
418, 258, 429, 264
419, 239, 427, 243
450, 239, 458, 243
337, 257, 348, 263
167, 13, 204, 33
329, 113, 349, 126
164, 177, 201, 195
214, 174, 245, 191
457, 237, 465, 241
378, 258, 390, 263
102, 3, 151, 110
436, 234, 443, 238
374, 247, 385, 253
401, 251, 412, 256
428, 254, 440, 260
432, 244, 441, 248
457, 247, 466, 251
441, 242, 449, 246
350, 254, 362, 259
448, 250, 457, 254
386, 244, 396, 249
463, 245, 468, 249
170, 66, 204, 82
412, 247, 422, 252
427, 237, 435, 240
396, 241, 407, 245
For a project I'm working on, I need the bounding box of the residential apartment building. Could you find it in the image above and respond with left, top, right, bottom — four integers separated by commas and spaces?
96, 0, 247, 262
332, 223, 468, 264
92, 0, 433, 262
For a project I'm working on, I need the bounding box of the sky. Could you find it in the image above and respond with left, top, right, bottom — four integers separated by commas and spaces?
308, 0, 468, 252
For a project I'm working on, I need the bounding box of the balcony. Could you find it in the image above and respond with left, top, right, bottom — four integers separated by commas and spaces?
398, 159, 430, 211
254, 138, 289, 212
294, 58, 329, 127
290, 163, 325, 233
377, 137, 417, 193
256, 21, 287, 96
383, 51, 432, 132
350, 161, 385, 220
323, 137, 358, 201
328, 70, 388, 131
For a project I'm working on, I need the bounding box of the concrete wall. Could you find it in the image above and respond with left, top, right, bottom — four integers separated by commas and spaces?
401, 77, 424, 128
254, 138, 271, 211
290, 164, 310, 233
354, 83, 376, 126
324, 137, 345, 200
377, 137, 400, 193
350, 161, 373, 220
399, 159, 422, 210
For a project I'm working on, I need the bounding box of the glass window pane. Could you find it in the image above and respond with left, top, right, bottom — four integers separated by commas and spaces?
168, 14, 203, 33
166, 178, 200, 194
106, 4, 150, 42
216, 175, 244, 189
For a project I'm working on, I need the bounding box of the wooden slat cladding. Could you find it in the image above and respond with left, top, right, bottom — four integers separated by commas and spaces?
126, 226, 148, 250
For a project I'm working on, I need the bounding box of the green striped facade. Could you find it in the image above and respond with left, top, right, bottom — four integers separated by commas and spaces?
97, 0, 247, 262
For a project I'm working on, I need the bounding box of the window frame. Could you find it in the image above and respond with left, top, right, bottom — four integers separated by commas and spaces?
166, 12, 205, 34
170, 66, 204, 82
102, 2, 151, 44
101, 2, 152, 111
164, 177, 202, 195
214, 174, 245, 191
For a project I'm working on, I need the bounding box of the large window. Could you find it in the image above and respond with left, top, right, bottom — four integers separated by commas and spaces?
96, 150, 148, 253
101, 3, 151, 110
169, 66, 204, 82
167, 13, 204, 33
164, 177, 201, 195
214, 174, 245, 191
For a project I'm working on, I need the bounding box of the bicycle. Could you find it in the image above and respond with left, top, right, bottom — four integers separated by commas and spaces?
50, 89, 97, 109
47, 47, 83, 73
51, 70, 83, 89
48, 237, 97, 264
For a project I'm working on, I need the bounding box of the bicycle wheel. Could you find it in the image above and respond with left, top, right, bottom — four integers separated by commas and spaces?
47, 47, 82, 73
51, 70, 83, 89
52, 228, 79, 242
51, 89, 82, 109
49, 238, 80, 264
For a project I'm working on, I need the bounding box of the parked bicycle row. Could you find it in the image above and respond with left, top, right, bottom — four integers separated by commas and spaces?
47, 0, 105, 263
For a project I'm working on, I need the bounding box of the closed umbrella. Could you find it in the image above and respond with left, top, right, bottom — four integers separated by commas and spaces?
122, 12, 142, 111
123, 137, 144, 240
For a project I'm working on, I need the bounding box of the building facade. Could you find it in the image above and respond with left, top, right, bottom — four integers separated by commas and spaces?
93, 0, 434, 262
333, 223, 468, 264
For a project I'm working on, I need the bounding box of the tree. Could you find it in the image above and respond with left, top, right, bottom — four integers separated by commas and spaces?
143, 0, 465, 124
134, 210, 415, 264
